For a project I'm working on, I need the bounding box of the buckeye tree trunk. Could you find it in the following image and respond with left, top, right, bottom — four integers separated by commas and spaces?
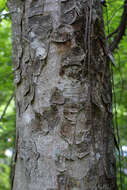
8, 0, 117, 189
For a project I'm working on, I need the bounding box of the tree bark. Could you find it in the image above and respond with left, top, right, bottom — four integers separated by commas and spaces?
8, 0, 117, 189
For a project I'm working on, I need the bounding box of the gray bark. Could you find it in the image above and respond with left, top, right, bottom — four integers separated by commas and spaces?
8, 0, 117, 189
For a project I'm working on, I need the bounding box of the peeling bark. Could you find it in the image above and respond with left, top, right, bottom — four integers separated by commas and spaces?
8, 0, 117, 190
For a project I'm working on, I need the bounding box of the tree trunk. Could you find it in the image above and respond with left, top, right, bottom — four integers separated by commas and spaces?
8, 0, 117, 189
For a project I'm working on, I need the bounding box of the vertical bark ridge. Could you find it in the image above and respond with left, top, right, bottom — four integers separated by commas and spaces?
8, 0, 117, 189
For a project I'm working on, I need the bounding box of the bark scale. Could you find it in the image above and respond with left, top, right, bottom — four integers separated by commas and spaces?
8, 0, 117, 189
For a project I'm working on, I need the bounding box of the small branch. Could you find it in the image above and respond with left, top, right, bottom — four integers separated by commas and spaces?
0, 11, 16, 16
107, 27, 119, 39
0, 94, 14, 121
109, 0, 127, 52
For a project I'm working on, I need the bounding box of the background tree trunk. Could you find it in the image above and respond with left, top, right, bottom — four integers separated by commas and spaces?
8, 0, 117, 189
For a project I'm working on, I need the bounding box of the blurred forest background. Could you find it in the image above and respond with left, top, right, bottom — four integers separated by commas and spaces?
0, 0, 127, 189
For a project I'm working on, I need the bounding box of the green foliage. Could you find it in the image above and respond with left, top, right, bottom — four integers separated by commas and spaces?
0, 161, 11, 190
0, 1, 15, 189
0, 0, 127, 189
0, 0, 7, 11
